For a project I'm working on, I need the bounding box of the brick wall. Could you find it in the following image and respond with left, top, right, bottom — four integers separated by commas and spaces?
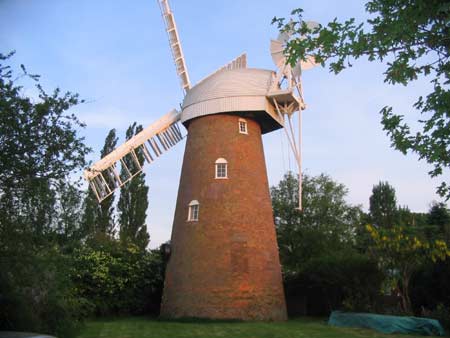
160, 113, 287, 321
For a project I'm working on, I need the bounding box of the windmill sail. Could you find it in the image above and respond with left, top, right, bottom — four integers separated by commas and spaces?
158, 0, 191, 94
84, 109, 183, 202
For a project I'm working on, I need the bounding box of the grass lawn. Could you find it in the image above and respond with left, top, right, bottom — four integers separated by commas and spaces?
76, 316, 431, 338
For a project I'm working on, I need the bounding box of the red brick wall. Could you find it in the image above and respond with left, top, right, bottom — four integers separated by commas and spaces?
160, 113, 287, 320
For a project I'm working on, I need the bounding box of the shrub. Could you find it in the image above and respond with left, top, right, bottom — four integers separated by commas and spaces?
411, 260, 450, 310
0, 246, 88, 338
71, 242, 164, 316
410, 260, 450, 328
429, 304, 450, 331
284, 251, 384, 316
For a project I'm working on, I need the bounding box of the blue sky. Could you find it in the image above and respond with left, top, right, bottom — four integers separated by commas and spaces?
2, 0, 447, 248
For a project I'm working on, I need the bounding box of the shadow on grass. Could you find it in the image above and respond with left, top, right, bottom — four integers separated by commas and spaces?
156, 316, 245, 324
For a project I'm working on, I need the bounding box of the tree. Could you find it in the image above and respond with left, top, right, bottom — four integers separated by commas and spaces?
369, 181, 398, 228
428, 201, 450, 243
273, 0, 450, 199
0, 51, 90, 244
366, 224, 450, 314
428, 202, 450, 228
273, 172, 383, 314
271, 171, 363, 273
81, 187, 99, 239
81, 129, 118, 240
54, 180, 85, 247
0, 51, 90, 336
0, 54, 89, 189
118, 123, 150, 250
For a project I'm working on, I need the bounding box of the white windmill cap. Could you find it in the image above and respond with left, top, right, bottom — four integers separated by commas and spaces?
181, 68, 283, 133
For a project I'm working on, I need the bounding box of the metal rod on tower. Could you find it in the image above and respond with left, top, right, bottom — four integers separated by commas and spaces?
287, 113, 302, 211
293, 75, 306, 211
298, 110, 302, 211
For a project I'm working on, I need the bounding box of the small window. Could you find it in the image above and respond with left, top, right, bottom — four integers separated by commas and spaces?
188, 200, 199, 221
238, 118, 248, 134
215, 158, 228, 179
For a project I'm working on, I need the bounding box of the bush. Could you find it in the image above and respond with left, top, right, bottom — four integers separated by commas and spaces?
0, 246, 87, 338
410, 260, 450, 330
71, 242, 164, 316
1, 237, 165, 337
427, 304, 450, 332
284, 251, 384, 316
410, 260, 450, 313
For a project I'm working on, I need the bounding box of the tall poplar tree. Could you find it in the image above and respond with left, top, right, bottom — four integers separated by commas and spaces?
118, 123, 150, 250
369, 181, 398, 228
82, 129, 118, 238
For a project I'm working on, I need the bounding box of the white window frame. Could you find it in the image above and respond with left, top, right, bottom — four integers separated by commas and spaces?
215, 158, 228, 179
238, 118, 248, 134
187, 200, 199, 221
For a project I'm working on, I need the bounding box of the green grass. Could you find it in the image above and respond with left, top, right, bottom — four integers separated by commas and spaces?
76, 316, 430, 338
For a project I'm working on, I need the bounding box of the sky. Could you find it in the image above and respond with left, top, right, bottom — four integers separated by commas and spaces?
2, 0, 448, 248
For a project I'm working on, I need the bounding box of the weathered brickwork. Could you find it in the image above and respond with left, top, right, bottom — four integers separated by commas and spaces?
160, 113, 287, 321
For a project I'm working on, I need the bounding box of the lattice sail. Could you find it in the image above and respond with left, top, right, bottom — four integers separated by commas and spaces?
84, 109, 183, 202
158, 0, 191, 94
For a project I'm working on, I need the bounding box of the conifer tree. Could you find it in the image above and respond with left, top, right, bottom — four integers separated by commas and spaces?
118, 123, 150, 250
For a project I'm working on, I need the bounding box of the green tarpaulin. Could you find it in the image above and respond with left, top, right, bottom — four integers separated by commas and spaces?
328, 311, 445, 336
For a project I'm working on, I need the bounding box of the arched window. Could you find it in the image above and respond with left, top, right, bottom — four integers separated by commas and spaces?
238, 118, 248, 134
215, 158, 228, 179
187, 200, 199, 221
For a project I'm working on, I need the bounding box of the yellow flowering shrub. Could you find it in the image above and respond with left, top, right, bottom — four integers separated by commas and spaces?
365, 224, 450, 313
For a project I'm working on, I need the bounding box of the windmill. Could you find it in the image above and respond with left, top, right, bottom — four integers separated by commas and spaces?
84, 0, 317, 320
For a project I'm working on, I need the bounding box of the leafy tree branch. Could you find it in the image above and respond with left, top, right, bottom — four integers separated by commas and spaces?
273, 0, 450, 199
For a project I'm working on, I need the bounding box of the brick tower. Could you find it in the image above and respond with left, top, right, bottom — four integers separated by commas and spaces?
160, 68, 288, 320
